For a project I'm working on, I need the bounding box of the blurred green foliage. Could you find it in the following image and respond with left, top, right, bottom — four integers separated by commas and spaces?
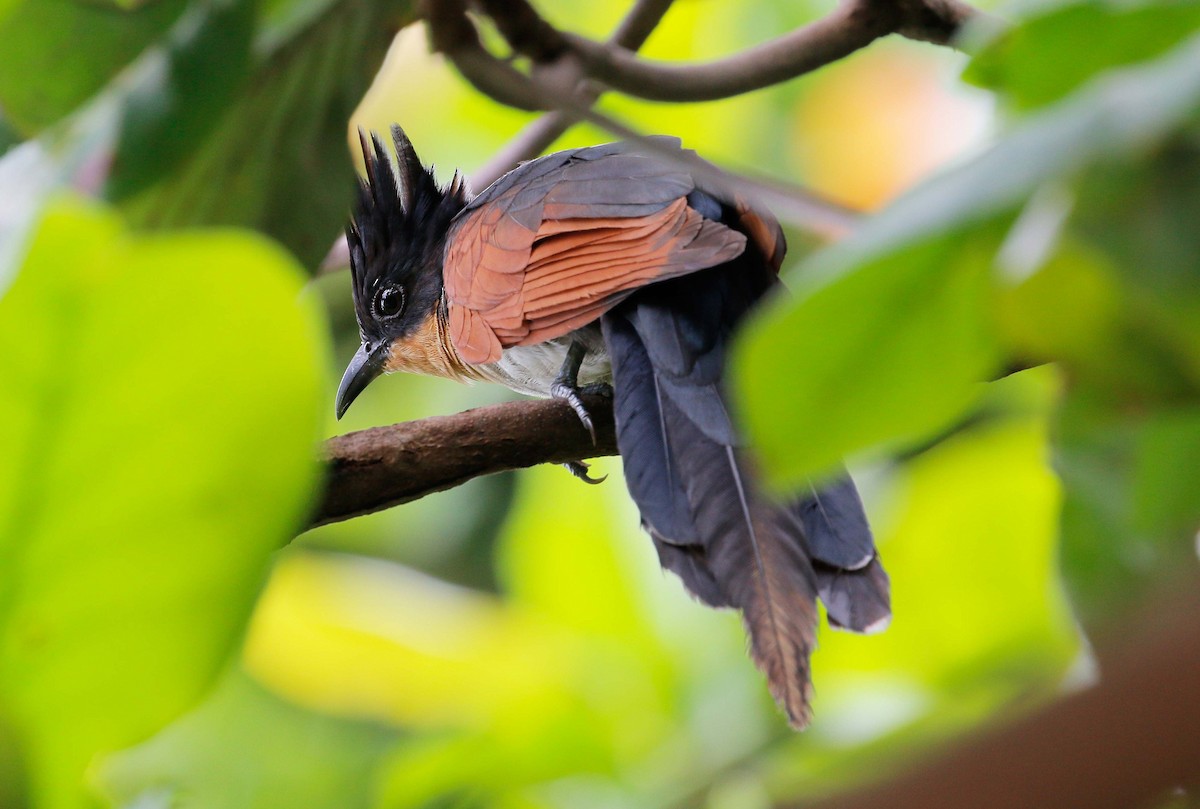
0, 201, 327, 806
0, 0, 1198, 807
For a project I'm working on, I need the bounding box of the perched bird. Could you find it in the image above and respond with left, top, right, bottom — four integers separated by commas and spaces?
336, 126, 890, 727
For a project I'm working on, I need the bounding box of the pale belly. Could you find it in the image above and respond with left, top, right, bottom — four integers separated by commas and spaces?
474, 324, 611, 397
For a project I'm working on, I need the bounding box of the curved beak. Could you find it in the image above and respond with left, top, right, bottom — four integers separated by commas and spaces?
336, 342, 387, 419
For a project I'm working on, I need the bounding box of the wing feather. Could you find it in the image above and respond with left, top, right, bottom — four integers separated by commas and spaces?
444, 144, 747, 364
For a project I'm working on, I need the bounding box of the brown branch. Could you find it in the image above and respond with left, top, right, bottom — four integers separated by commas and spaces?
464, 0, 987, 104
473, 0, 569, 61
423, 0, 553, 111
796, 584, 1200, 809
608, 0, 676, 51
568, 2, 899, 103
310, 395, 617, 528
472, 0, 677, 190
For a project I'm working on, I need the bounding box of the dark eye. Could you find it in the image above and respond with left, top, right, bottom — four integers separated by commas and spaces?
374, 286, 405, 319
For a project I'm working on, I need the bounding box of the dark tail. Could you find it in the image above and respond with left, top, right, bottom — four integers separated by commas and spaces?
600, 200, 890, 728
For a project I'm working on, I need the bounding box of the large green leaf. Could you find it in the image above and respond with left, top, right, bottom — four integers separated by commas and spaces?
97, 669, 396, 809
735, 31, 1200, 487
0, 0, 188, 134
967, 0, 1200, 111
0, 200, 327, 807
735, 228, 1001, 486
118, 0, 415, 268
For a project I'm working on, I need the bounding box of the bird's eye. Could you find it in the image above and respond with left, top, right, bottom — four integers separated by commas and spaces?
374, 286, 405, 319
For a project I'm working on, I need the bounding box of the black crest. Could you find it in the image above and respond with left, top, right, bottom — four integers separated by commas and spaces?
347, 125, 469, 345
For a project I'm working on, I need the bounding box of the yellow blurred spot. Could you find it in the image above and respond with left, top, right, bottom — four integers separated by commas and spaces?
242, 552, 575, 729
790, 43, 992, 210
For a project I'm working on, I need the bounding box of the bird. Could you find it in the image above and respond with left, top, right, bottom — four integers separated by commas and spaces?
335, 125, 891, 728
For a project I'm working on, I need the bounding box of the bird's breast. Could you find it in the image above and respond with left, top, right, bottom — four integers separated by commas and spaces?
475, 324, 611, 398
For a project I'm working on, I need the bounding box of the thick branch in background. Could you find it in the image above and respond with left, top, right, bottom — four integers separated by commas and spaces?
464, 0, 986, 103
566, 3, 902, 103
311, 395, 616, 527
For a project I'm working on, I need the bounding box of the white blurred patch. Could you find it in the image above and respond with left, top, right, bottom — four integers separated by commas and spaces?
812, 678, 931, 746
996, 182, 1075, 284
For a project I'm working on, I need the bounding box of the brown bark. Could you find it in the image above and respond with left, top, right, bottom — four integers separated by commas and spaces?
311, 395, 617, 528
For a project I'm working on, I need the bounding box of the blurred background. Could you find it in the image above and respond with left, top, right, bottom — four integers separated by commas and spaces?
4, 0, 1199, 806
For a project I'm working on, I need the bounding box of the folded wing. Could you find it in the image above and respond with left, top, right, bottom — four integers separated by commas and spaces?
443, 140, 748, 364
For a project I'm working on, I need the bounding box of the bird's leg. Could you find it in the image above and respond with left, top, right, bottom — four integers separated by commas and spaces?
550, 340, 610, 444
552, 341, 613, 483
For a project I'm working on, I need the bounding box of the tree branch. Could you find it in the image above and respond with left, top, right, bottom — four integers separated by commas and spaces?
567, 2, 898, 103
462, 0, 988, 104
310, 395, 617, 528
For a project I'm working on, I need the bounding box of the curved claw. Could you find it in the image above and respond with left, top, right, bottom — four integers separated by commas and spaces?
563, 460, 607, 485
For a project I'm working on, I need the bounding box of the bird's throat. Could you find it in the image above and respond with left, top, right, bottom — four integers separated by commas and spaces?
383, 298, 487, 384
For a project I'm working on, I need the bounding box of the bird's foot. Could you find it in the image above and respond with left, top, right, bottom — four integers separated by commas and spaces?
550, 379, 605, 443
562, 459, 607, 485
550, 340, 612, 445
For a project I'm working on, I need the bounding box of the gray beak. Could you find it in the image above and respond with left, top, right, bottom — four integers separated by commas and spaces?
335, 342, 387, 419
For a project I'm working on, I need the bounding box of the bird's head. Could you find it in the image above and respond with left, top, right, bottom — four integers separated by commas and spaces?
336, 125, 469, 419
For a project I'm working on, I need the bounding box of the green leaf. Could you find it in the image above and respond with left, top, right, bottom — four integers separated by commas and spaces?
106, 0, 257, 199
736, 31, 1200, 487
0, 0, 188, 134
96, 669, 396, 809
735, 230, 1002, 486
967, 0, 1200, 111
118, 0, 416, 268
257, 0, 342, 51
0, 199, 327, 807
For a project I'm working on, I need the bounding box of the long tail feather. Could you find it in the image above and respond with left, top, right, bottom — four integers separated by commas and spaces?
602, 195, 889, 727
657, 389, 818, 727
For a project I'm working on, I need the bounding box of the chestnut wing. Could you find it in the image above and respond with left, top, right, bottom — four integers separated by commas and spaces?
443, 142, 748, 364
